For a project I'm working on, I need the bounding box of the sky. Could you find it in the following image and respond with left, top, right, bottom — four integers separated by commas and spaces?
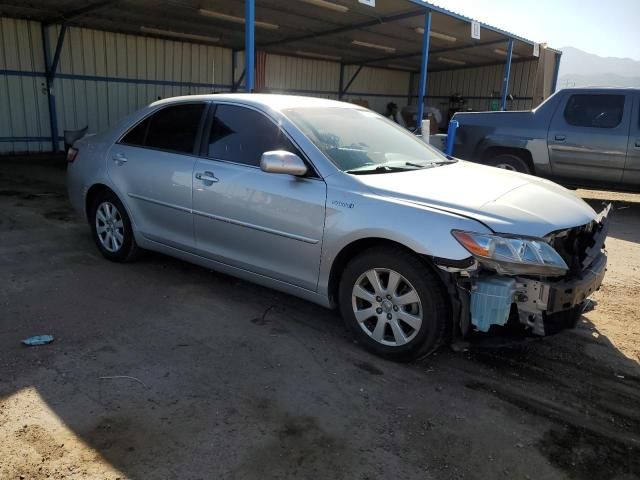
429, 0, 640, 60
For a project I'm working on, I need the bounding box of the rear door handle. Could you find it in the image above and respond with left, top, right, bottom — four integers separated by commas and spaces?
635, 139, 640, 149
195, 171, 218, 184
112, 153, 128, 165
554, 135, 566, 142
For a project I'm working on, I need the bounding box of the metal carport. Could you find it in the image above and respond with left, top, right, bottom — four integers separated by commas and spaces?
0, 0, 561, 153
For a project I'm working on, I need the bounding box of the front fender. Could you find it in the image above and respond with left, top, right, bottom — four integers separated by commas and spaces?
317, 192, 490, 297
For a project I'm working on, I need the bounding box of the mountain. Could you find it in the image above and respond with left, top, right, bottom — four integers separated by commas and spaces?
557, 47, 640, 88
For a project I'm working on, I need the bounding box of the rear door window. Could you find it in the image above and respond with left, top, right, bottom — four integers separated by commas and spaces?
121, 117, 150, 147
122, 103, 206, 154
563, 94, 625, 128
146, 103, 206, 154
207, 104, 300, 166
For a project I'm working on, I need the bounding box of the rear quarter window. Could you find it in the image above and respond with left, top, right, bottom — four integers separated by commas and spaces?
563, 94, 625, 128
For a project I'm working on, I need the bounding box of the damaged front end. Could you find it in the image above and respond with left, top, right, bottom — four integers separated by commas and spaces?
436, 204, 611, 338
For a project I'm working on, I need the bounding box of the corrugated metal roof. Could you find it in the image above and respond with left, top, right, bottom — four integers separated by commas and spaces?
0, 0, 557, 71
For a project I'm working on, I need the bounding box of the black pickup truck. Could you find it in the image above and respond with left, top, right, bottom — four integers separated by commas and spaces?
452, 88, 640, 191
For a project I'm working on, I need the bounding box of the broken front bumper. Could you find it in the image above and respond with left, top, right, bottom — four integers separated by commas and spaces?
467, 251, 606, 336
510, 251, 606, 335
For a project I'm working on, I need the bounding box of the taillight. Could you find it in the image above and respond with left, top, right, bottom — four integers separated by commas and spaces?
67, 147, 79, 163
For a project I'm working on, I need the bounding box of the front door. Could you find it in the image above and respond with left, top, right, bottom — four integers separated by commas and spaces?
192, 103, 326, 291
623, 92, 640, 187
547, 92, 630, 184
107, 102, 207, 250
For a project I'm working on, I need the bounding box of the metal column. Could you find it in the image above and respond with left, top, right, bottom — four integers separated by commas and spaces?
500, 38, 514, 111
338, 63, 345, 99
244, 0, 255, 92
415, 10, 432, 132
551, 51, 562, 93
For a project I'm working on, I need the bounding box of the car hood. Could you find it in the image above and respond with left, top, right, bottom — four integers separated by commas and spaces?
355, 160, 598, 237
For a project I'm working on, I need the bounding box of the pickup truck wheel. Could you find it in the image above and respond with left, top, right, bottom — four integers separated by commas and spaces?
338, 247, 449, 361
488, 154, 531, 174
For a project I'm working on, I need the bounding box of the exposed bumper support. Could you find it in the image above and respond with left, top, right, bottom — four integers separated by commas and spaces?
465, 251, 607, 336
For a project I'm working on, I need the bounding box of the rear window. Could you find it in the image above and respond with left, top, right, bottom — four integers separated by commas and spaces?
146, 103, 205, 154
120, 103, 205, 154
563, 94, 624, 128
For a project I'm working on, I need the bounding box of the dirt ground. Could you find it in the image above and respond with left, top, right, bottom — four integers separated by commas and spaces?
0, 156, 638, 480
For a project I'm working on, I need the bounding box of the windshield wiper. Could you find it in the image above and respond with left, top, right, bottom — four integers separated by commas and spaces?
345, 165, 413, 175
405, 162, 430, 169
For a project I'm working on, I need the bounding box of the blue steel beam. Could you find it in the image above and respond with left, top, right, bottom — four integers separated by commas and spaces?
353, 39, 508, 67
231, 49, 236, 92
259, 10, 425, 49
245, 0, 255, 92
551, 51, 562, 93
407, 0, 540, 48
41, 24, 67, 153
407, 72, 414, 105
49, 24, 67, 79
234, 69, 246, 91
500, 38, 514, 110
416, 10, 432, 132
43, 0, 118, 26
342, 65, 363, 96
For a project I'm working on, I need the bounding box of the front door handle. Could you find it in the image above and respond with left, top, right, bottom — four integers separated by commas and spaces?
112, 153, 128, 165
635, 139, 640, 149
554, 135, 566, 142
195, 171, 219, 184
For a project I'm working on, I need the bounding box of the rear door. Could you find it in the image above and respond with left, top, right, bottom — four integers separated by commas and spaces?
547, 92, 630, 184
622, 92, 640, 187
192, 103, 327, 291
108, 102, 208, 250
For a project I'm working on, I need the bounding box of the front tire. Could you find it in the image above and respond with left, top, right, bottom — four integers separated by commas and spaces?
487, 153, 531, 174
338, 247, 449, 361
89, 190, 140, 262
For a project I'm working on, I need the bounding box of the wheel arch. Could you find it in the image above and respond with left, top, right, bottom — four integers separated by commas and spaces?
481, 146, 535, 173
85, 183, 114, 221
327, 237, 444, 307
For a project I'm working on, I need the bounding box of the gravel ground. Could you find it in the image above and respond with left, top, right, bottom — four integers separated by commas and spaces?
0, 157, 638, 480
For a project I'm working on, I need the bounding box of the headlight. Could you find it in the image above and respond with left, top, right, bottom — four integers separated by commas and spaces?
452, 230, 568, 276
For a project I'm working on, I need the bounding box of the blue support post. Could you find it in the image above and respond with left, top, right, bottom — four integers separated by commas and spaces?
41, 24, 67, 153
244, 0, 255, 92
500, 38, 514, 111
415, 10, 432, 132
551, 51, 562, 93
338, 63, 345, 99
445, 119, 458, 155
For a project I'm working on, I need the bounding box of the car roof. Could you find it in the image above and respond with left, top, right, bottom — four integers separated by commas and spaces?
559, 87, 640, 94
150, 93, 361, 111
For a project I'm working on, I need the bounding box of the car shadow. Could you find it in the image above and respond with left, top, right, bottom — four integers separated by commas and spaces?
1, 158, 639, 479
580, 191, 640, 245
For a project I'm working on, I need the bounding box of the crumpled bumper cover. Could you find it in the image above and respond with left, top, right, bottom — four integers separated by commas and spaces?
546, 252, 606, 314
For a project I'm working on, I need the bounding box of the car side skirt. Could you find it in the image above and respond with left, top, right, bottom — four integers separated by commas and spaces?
137, 236, 334, 309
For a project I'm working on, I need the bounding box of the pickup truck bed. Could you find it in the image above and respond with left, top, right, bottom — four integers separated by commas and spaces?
452, 87, 640, 192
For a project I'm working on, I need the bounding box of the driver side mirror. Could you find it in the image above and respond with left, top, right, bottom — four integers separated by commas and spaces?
260, 150, 308, 176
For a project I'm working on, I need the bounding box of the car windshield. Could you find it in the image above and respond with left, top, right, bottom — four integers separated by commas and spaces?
284, 107, 455, 174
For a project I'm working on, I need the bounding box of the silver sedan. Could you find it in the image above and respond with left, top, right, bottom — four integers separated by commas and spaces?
67, 94, 608, 360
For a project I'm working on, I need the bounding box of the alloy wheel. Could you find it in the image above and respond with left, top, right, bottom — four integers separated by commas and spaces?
95, 201, 125, 253
495, 163, 517, 171
351, 268, 423, 346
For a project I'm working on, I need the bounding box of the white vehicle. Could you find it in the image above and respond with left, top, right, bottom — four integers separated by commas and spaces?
67, 94, 609, 360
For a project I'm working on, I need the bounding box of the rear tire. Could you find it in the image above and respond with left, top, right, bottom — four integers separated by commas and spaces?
487, 153, 531, 174
338, 247, 449, 361
89, 190, 140, 262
